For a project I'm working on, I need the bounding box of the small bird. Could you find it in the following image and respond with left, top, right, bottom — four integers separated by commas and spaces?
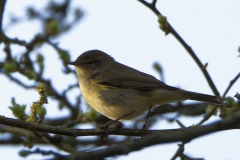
68, 50, 222, 124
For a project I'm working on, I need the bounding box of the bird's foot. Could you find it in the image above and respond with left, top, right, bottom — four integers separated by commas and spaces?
98, 110, 135, 138
98, 121, 123, 139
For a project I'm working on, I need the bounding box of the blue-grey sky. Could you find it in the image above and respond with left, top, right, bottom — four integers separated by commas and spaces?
1, 0, 240, 159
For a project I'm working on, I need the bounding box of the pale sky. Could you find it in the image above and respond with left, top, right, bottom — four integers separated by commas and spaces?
1, 0, 240, 159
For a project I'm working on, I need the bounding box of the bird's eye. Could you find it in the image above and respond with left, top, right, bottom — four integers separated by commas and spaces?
87, 59, 94, 66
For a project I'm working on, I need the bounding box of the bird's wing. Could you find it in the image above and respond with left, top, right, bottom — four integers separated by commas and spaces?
92, 71, 178, 90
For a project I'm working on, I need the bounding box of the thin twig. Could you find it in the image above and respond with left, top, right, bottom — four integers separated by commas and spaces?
138, 0, 220, 97
222, 72, 240, 99
0, 31, 28, 47
19, 148, 62, 157
171, 143, 185, 160
0, 0, 7, 34
8, 74, 36, 89
196, 105, 218, 126
176, 120, 186, 128
151, 0, 157, 6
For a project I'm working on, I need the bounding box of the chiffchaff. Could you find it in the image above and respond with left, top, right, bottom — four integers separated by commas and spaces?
68, 50, 221, 121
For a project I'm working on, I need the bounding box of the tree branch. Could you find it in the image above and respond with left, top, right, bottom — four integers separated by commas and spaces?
1, 111, 240, 138
1, 111, 240, 158
138, 0, 220, 97
62, 111, 240, 159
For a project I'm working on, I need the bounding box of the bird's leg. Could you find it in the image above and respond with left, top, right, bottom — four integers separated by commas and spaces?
99, 110, 135, 129
110, 120, 123, 129
98, 110, 135, 138
142, 106, 152, 130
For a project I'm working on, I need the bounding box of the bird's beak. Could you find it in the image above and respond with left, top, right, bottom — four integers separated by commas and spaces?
67, 61, 79, 66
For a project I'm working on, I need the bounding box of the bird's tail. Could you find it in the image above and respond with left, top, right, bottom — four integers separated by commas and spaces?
180, 90, 222, 105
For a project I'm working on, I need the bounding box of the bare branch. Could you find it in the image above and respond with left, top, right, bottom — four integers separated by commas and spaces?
138, 0, 220, 97
0, 0, 7, 33
0, 128, 117, 150
222, 72, 240, 98
171, 143, 185, 160
61, 111, 240, 159
151, 0, 157, 7
1, 111, 240, 138
19, 148, 62, 158
8, 74, 36, 89
196, 105, 219, 126
0, 31, 29, 47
